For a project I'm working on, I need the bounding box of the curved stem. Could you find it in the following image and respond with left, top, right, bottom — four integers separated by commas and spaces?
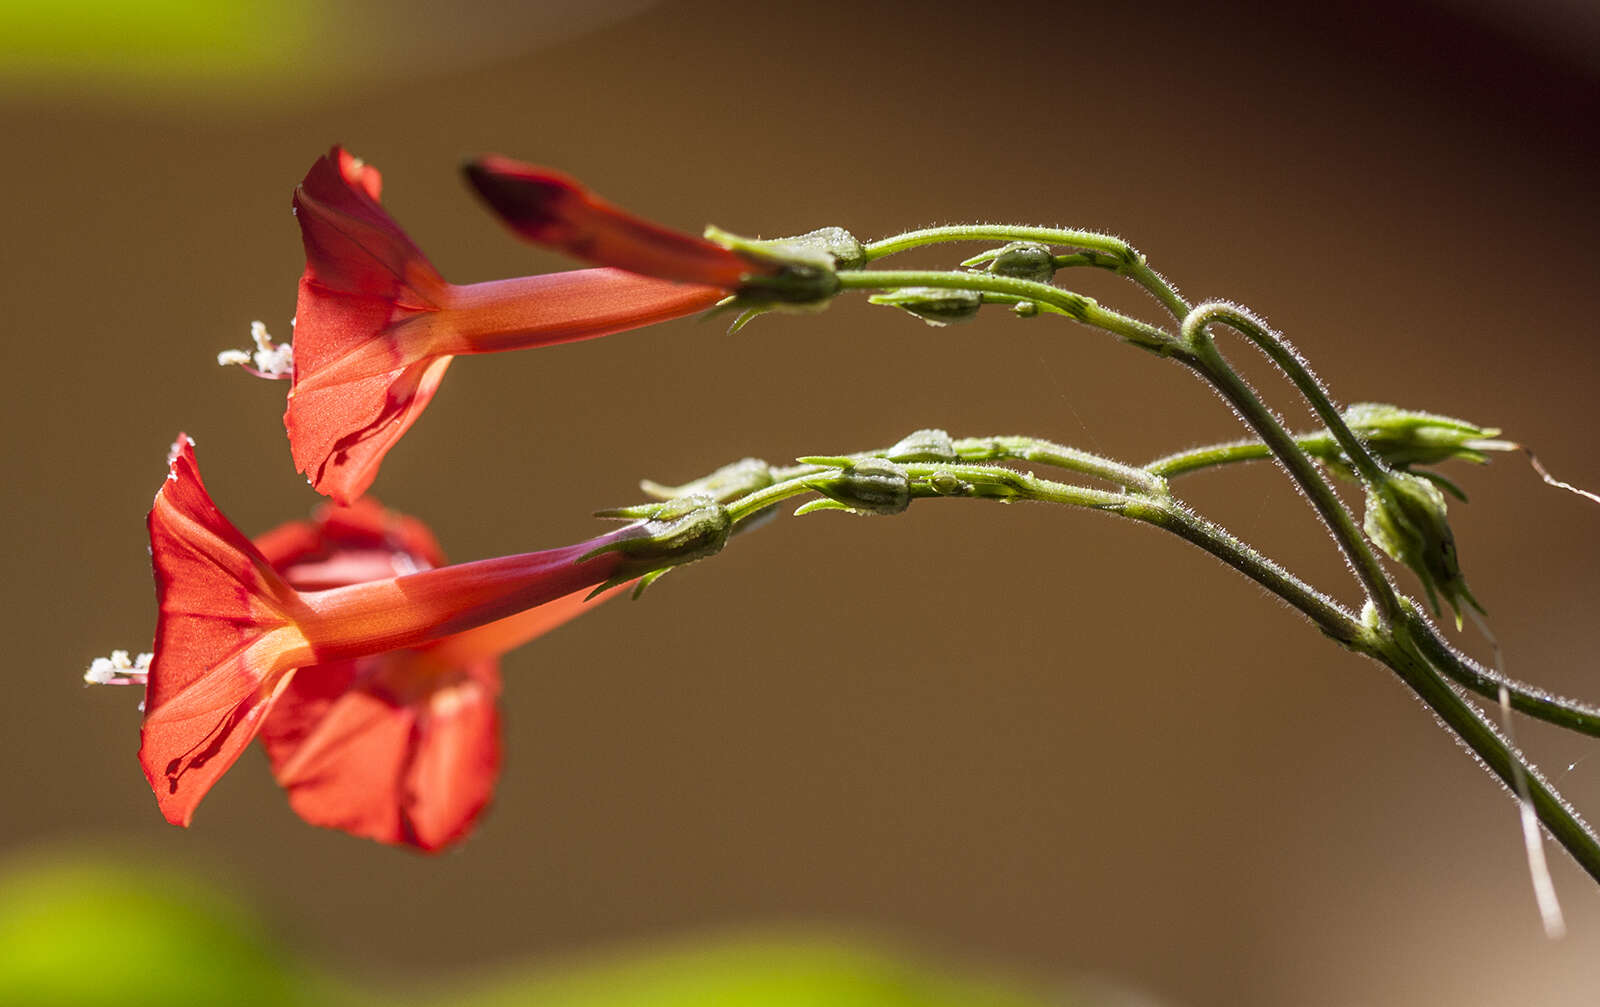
836, 269, 1176, 351
1183, 302, 1389, 485
861, 224, 1190, 322
1177, 338, 1404, 624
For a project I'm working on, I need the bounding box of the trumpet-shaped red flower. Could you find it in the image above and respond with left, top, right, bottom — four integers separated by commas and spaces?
282, 147, 735, 504
139, 435, 636, 836
463, 155, 773, 288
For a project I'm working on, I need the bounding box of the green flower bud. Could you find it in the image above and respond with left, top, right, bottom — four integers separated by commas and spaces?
1341, 403, 1508, 470
885, 428, 957, 463
926, 471, 974, 496
640, 458, 773, 504
979, 241, 1057, 284
1363, 471, 1482, 627
868, 286, 983, 326
802, 457, 911, 516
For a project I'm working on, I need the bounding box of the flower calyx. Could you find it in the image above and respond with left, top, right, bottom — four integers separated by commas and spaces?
589, 495, 734, 596
703, 225, 846, 312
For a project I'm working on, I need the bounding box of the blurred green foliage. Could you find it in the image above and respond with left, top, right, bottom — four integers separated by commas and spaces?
0, 853, 1071, 1007
0, 855, 343, 1007
0, 0, 313, 80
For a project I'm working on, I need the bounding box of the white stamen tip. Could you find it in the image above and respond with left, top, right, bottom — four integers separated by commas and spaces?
84, 650, 152, 687
218, 321, 293, 379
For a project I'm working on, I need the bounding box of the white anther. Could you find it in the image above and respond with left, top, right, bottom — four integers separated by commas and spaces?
84, 650, 152, 686
218, 321, 293, 379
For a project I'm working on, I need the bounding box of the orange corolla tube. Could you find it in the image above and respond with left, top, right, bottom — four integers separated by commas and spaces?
283, 147, 731, 504
138, 435, 629, 834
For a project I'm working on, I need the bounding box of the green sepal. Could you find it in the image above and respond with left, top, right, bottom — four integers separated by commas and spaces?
794, 499, 860, 517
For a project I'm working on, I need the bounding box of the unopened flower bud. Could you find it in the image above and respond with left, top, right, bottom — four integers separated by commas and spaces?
1342, 403, 1508, 471
641, 458, 774, 504
982, 241, 1057, 284
868, 287, 983, 326
927, 471, 974, 496
1363, 471, 1482, 626
885, 428, 957, 463
803, 458, 911, 516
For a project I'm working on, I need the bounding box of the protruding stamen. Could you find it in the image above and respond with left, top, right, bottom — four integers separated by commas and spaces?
218, 321, 293, 379
85, 650, 152, 686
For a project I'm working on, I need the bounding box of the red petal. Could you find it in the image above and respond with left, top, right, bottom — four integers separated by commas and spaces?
286, 336, 454, 506
139, 436, 312, 826
295, 146, 443, 303
260, 652, 500, 851
401, 661, 500, 850
290, 147, 455, 504
465, 155, 766, 289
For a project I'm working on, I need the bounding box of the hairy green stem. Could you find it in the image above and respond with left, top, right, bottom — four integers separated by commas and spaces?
1148, 437, 1305, 478
836, 269, 1175, 351
815, 236, 1600, 879
1183, 303, 1390, 486
1404, 612, 1600, 739
861, 224, 1189, 321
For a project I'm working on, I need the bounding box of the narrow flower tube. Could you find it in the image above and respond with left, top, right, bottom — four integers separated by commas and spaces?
463, 155, 773, 288
139, 435, 631, 830
282, 146, 730, 504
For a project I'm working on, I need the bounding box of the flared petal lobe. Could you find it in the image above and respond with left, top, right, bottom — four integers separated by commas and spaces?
465, 155, 769, 289
258, 649, 502, 851
139, 436, 313, 826
288, 146, 455, 505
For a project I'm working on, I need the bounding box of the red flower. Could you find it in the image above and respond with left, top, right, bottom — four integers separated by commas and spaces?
463, 155, 777, 287
282, 147, 734, 505
139, 435, 635, 836
245, 498, 613, 850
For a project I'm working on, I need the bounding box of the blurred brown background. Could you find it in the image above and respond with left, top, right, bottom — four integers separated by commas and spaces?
5, 0, 1598, 1003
